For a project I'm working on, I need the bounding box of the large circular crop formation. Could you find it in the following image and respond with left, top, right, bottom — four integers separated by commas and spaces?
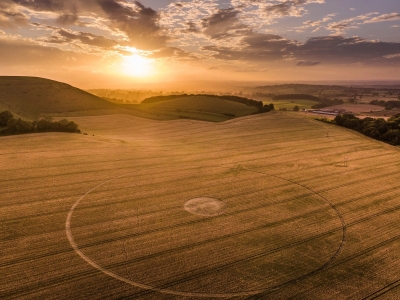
66, 166, 345, 297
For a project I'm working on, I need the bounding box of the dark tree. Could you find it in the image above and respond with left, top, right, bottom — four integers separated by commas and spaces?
0, 111, 13, 126
332, 113, 400, 145
6, 118, 34, 133
1, 114, 80, 135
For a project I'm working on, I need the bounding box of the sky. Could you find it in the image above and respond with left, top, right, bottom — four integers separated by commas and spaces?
0, 0, 400, 88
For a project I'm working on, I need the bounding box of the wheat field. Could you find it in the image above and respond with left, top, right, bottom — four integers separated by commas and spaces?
2, 112, 400, 299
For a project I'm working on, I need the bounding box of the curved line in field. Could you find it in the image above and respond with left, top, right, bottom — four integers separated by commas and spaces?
66, 167, 346, 298
245, 168, 347, 263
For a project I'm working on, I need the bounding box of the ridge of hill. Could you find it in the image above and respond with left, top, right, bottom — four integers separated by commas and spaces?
0, 76, 120, 120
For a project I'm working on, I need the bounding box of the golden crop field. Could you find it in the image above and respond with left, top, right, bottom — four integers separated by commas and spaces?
2, 112, 400, 299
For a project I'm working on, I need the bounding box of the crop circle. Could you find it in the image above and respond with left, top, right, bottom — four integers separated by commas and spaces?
184, 197, 227, 217
66, 167, 345, 298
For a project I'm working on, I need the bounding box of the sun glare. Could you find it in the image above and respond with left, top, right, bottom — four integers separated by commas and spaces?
122, 54, 154, 77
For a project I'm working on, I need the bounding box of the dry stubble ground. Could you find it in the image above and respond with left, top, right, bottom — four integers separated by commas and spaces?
1, 112, 400, 299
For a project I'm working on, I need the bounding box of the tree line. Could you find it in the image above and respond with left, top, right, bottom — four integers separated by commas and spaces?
141, 94, 274, 113
369, 100, 400, 110
272, 94, 320, 101
332, 113, 400, 145
0, 111, 80, 135
312, 98, 343, 109
271, 94, 343, 108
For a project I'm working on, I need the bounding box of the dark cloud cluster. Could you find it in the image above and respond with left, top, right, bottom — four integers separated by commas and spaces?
202, 30, 293, 61
296, 36, 400, 64
96, 0, 168, 50
0, 1, 29, 27
203, 33, 400, 66
202, 33, 294, 61
57, 9, 79, 25
201, 8, 250, 39
182, 21, 200, 34
8, 0, 169, 50
148, 46, 197, 60
42, 28, 118, 49
296, 60, 321, 66
264, 0, 308, 17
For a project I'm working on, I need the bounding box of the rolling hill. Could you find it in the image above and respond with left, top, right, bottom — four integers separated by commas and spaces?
0, 77, 261, 122
139, 95, 259, 121
0, 76, 121, 120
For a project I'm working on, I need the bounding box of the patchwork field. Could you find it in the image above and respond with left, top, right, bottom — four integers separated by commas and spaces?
2, 112, 400, 299
268, 99, 319, 110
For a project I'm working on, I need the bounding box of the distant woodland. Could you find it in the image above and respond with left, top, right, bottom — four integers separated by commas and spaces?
331, 113, 400, 145
0, 111, 80, 135
370, 100, 400, 110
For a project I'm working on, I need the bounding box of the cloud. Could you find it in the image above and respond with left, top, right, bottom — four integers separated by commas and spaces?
94, 0, 169, 50
364, 13, 400, 23
201, 8, 250, 39
0, 2, 29, 28
41, 28, 118, 49
12, 0, 65, 12
202, 32, 400, 68
296, 60, 321, 66
384, 53, 400, 59
181, 21, 200, 33
232, 0, 325, 20
264, 1, 307, 17
326, 13, 378, 35
323, 12, 399, 35
202, 33, 295, 61
148, 46, 196, 60
296, 13, 336, 32
57, 8, 78, 25
295, 36, 400, 65
11, 0, 170, 50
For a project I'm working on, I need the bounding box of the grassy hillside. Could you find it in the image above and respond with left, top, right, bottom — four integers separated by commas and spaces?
0, 76, 121, 120
139, 95, 259, 122
2, 112, 400, 299
0, 77, 260, 122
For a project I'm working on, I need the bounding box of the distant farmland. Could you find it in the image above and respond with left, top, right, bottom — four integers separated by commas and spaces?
2, 112, 400, 299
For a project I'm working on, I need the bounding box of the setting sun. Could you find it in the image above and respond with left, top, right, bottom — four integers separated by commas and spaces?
122, 54, 154, 77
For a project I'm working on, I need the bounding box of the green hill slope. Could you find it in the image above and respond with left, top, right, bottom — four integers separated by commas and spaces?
138, 95, 259, 122
0, 76, 120, 120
